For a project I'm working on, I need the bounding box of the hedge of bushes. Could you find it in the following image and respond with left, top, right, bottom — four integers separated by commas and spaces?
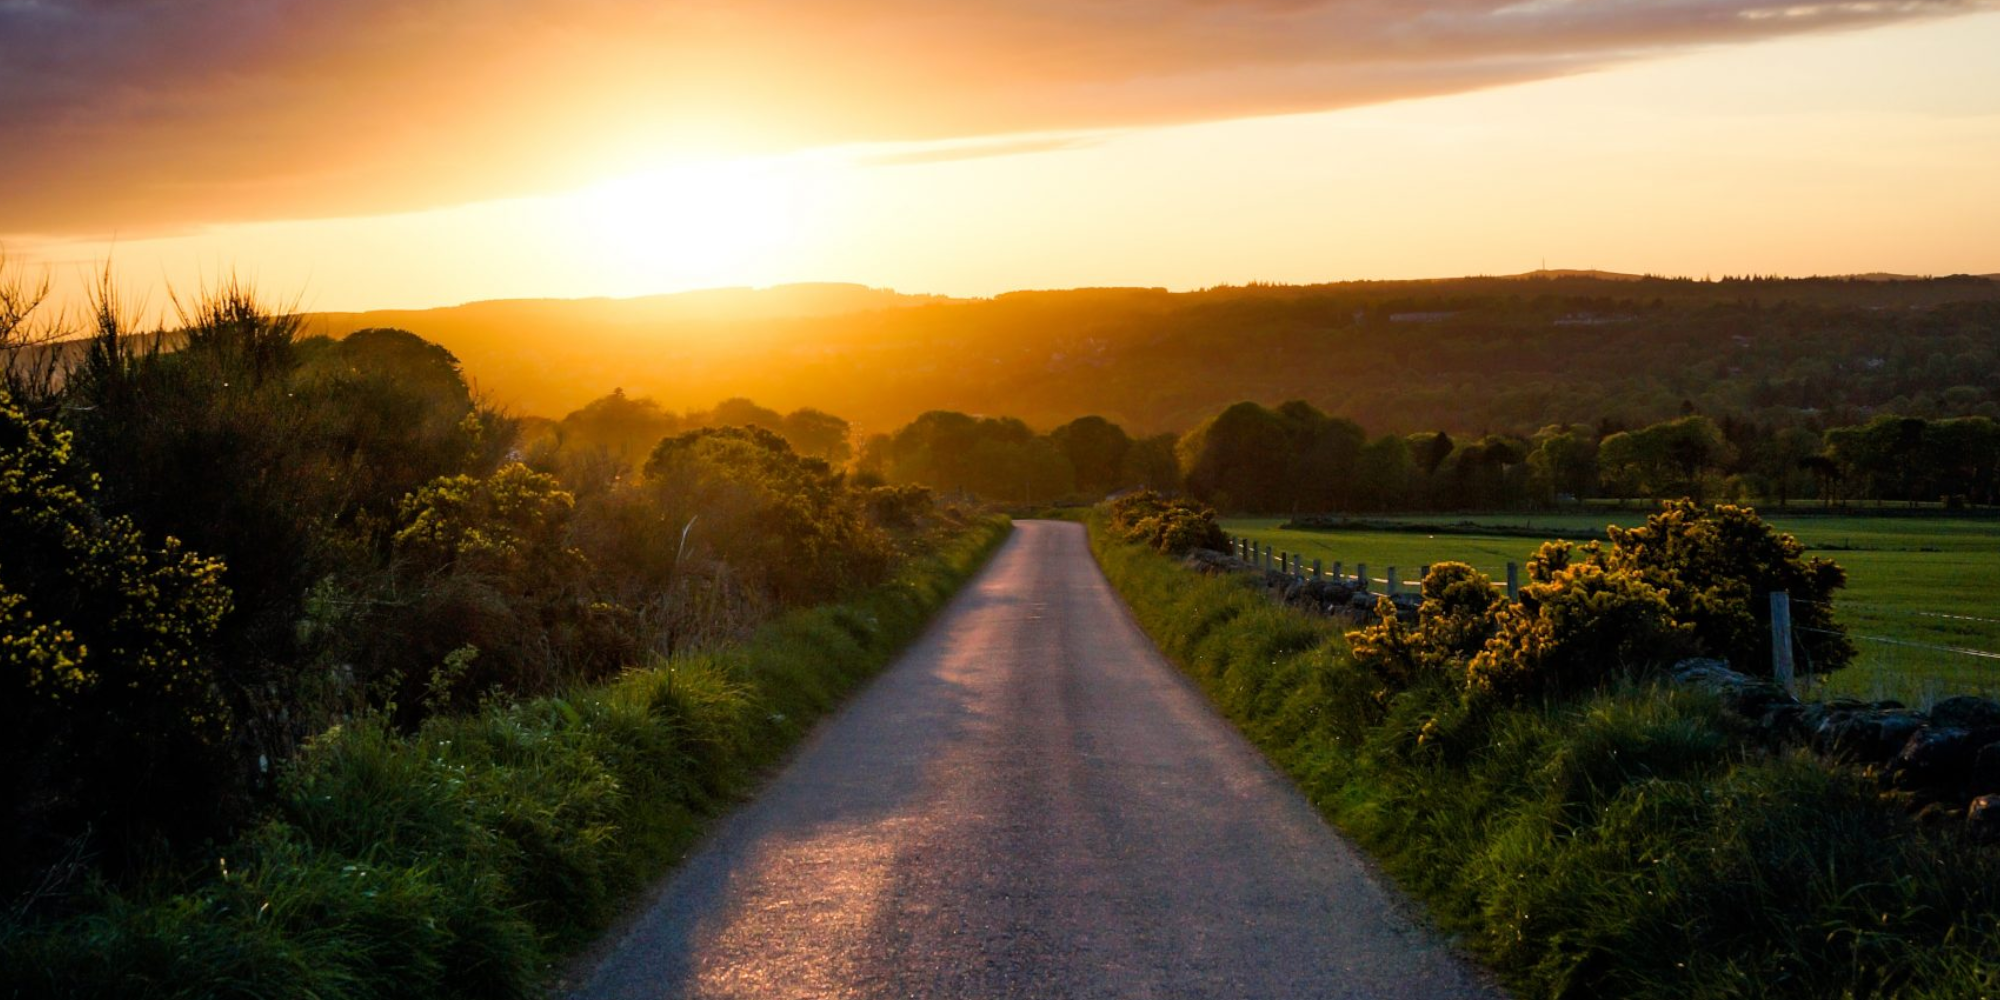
0, 518, 1009, 999
1088, 513, 1998, 1000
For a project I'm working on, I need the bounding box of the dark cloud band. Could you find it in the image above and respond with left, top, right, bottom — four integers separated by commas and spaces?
0, 0, 1987, 236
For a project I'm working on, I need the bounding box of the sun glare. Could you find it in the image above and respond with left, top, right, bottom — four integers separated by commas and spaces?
565, 159, 803, 286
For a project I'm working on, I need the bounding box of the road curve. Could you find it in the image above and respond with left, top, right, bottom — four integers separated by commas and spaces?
572, 520, 1502, 1000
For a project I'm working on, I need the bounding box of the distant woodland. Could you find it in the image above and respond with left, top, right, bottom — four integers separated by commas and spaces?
310, 274, 2000, 439
442, 274, 2000, 513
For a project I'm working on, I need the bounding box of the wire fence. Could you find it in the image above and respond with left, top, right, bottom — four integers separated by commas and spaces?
1789, 597, 2000, 703
1223, 532, 2000, 705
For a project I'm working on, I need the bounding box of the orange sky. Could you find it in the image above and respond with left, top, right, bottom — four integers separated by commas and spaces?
4, 1, 1998, 314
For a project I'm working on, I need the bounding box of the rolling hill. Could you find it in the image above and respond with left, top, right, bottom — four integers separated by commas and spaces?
302, 274, 2000, 436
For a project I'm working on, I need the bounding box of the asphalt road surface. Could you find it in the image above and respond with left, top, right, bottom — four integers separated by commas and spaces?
572, 520, 1503, 1000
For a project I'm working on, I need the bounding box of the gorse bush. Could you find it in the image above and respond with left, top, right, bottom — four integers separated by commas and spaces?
0, 387, 236, 880
1107, 489, 1227, 555
1348, 501, 1846, 712
1088, 515, 1999, 1000
1596, 499, 1851, 675
1466, 562, 1690, 703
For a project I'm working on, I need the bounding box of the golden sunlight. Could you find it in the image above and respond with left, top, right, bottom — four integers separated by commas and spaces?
564, 159, 805, 284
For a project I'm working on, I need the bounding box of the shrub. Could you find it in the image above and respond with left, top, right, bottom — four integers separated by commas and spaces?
1107, 489, 1227, 555
860, 483, 935, 530
1349, 562, 1506, 693
1467, 562, 1693, 703
643, 426, 892, 604
0, 387, 235, 883
1534, 500, 1852, 676
1089, 520, 2000, 1000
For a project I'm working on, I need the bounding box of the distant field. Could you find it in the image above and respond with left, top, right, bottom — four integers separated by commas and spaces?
1222, 510, 2000, 704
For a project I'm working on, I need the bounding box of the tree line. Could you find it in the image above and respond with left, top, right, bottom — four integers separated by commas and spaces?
549, 382, 2000, 513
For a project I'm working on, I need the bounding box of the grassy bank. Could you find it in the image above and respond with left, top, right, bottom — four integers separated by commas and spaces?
0, 517, 1011, 1000
1089, 519, 2000, 1000
1224, 513, 2000, 702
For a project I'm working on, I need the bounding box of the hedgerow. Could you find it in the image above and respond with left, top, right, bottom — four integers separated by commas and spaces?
0, 518, 1010, 999
1088, 512, 1998, 1000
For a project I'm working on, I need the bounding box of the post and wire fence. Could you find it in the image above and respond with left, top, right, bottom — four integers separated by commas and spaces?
1785, 596, 2000, 704
1220, 533, 1521, 600
1221, 532, 2000, 705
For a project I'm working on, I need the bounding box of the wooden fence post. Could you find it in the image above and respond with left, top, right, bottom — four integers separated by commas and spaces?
1770, 591, 1795, 693
1357, 563, 1368, 592
1312, 558, 1322, 580
1333, 561, 1343, 582
1386, 567, 1398, 597
1506, 563, 1519, 601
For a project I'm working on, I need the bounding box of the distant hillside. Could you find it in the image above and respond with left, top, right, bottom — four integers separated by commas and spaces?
302, 274, 2000, 435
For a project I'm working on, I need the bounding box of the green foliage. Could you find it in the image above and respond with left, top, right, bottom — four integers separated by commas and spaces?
0, 387, 235, 878
325, 277, 2000, 452
1346, 501, 1843, 705
643, 426, 892, 604
1564, 500, 1852, 676
1348, 562, 1505, 693
859, 483, 936, 530
1179, 399, 1366, 513
554, 388, 680, 469
1466, 562, 1691, 703
1, 519, 1011, 1000
1089, 519, 2000, 1000
395, 463, 583, 583
1050, 415, 1132, 497
1106, 490, 1227, 555
873, 409, 1074, 503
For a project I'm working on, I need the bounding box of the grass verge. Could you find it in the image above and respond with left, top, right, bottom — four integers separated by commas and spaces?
1089, 517, 2000, 1000
0, 517, 1012, 1000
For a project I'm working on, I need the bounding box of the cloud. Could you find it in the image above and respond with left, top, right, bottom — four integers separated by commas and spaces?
858, 135, 1104, 167
0, 0, 1990, 237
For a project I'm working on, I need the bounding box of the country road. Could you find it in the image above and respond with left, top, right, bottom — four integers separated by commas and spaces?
570, 520, 1503, 1000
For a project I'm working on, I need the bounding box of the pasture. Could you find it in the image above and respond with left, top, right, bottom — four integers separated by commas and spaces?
1222, 510, 2000, 704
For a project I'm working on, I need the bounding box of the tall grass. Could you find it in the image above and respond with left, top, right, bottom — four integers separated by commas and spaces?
0, 518, 1010, 1000
1090, 519, 2000, 1000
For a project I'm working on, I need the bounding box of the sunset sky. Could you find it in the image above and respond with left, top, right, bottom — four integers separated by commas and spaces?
5, 0, 1999, 314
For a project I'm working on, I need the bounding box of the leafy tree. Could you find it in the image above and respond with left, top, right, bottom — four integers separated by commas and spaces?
1050, 415, 1133, 497
1119, 433, 1183, 492
644, 426, 891, 603
702, 397, 785, 433
779, 407, 852, 465
1179, 402, 1293, 512
1526, 425, 1597, 504
556, 388, 679, 468
1353, 434, 1415, 511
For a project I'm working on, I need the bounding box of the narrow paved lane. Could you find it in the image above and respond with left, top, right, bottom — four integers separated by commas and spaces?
574, 520, 1501, 1000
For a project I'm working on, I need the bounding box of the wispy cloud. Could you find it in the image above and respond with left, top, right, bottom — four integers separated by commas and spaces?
2, 0, 1990, 236
858, 135, 1105, 168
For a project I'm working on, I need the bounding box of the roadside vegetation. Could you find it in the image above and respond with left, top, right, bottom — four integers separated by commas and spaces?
0, 275, 1007, 997
1224, 513, 2000, 701
1089, 504, 2000, 1000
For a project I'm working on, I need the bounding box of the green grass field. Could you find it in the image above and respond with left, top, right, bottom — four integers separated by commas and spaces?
1222, 510, 2000, 703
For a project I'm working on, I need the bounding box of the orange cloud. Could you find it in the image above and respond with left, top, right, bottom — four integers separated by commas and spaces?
2, 0, 1990, 238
